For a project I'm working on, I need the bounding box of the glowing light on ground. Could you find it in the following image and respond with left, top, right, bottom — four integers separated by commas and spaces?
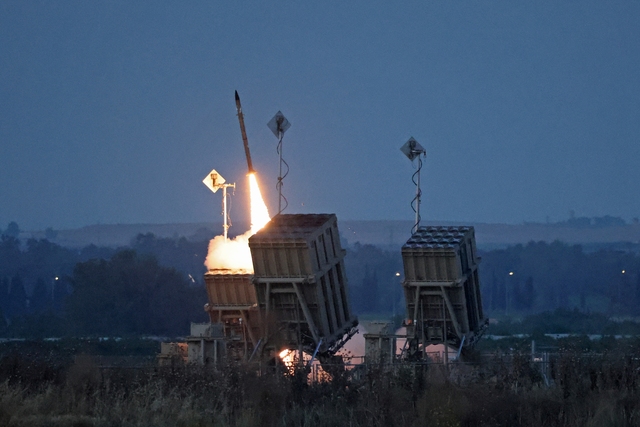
279, 349, 296, 368
204, 172, 271, 274
278, 349, 332, 382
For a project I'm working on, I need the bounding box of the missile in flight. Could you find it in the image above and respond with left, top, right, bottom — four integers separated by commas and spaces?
235, 90, 254, 174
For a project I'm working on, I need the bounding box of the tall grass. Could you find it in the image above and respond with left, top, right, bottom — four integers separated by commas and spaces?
1, 350, 639, 426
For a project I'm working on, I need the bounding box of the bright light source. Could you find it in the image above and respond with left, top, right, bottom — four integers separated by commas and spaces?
279, 349, 290, 359
204, 172, 272, 273
279, 349, 296, 369
395, 272, 401, 277
622, 270, 626, 274
509, 272, 514, 276
249, 173, 270, 233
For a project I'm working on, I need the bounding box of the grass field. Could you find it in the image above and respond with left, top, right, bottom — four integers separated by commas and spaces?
2, 344, 639, 427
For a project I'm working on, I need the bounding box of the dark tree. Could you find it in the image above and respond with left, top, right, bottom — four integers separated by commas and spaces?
496, 277, 506, 311
30, 277, 52, 314
7, 275, 27, 319
3, 221, 20, 238
23, 239, 77, 285
44, 227, 58, 241
520, 276, 536, 310
486, 271, 497, 311
0, 277, 8, 311
345, 243, 403, 316
0, 236, 21, 278
66, 250, 206, 336
359, 265, 379, 313
131, 233, 208, 285
52, 276, 69, 313
0, 306, 6, 332
635, 274, 640, 316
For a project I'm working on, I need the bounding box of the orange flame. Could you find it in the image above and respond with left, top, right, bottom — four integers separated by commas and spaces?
279, 349, 296, 368
204, 172, 271, 273
249, 172, 270, 233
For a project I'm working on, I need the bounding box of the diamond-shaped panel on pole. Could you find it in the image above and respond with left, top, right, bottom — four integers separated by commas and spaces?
267, 111, 291, 138
400, 137, 425, 161
203, 169, 226, 193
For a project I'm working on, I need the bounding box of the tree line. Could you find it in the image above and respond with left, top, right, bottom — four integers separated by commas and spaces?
0, 226, 208, 337
347, 240, 640, 319
2, 219, 640, 338
480, 241, 640, 316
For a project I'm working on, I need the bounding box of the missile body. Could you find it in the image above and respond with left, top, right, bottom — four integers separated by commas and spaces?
235, 91, 254, 173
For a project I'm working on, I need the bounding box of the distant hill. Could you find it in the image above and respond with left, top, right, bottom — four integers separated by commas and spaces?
20, 223, 224, 248
18, 220, 640, 249
339, 220, 640, 249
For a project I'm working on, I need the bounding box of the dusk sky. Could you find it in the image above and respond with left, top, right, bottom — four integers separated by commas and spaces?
2, 1, 639, 231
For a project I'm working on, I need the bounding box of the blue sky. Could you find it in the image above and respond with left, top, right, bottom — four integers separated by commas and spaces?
1, 1, 639, 230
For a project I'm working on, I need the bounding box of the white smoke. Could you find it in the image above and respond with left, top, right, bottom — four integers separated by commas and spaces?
204, 230, 254, 273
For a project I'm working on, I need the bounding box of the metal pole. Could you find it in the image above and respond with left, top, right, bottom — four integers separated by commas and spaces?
401, 137, 425, 235
278, 131, 283, 214
531, 339, 535, 362
223, 185, 228, 241
248, 338, 262, 362
443, 295, 448, 368
269, 112, 290, 214
420, 298, 425, 359
415, 162, 421, 231
456, 335, 465, 360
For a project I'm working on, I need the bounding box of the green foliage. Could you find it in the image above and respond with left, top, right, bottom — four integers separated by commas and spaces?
0, 231, 213, 338
487, 309, 640, 336
66, 249, 207, 336
29, 278, 51, 314
0, 307, 7, 332
0, 236, 21, 278
131, 233, 208, 285
5, 313, 68, 339
0, 236, 117, 325
0, 277, 8, 320
345, 243, 404, 315
479, 240, 640, 316
520, 309, 611, 334
7, 275, 27, 318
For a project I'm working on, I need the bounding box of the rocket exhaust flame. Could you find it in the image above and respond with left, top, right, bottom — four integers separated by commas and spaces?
205, 173, 271, 273
249, 173, 270, 233
204, 92, 270, 273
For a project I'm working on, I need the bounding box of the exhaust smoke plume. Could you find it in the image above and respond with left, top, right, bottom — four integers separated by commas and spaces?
204, 173, 271, 274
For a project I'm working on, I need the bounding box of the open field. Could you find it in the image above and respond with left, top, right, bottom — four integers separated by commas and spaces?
2, 342, 640, 427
